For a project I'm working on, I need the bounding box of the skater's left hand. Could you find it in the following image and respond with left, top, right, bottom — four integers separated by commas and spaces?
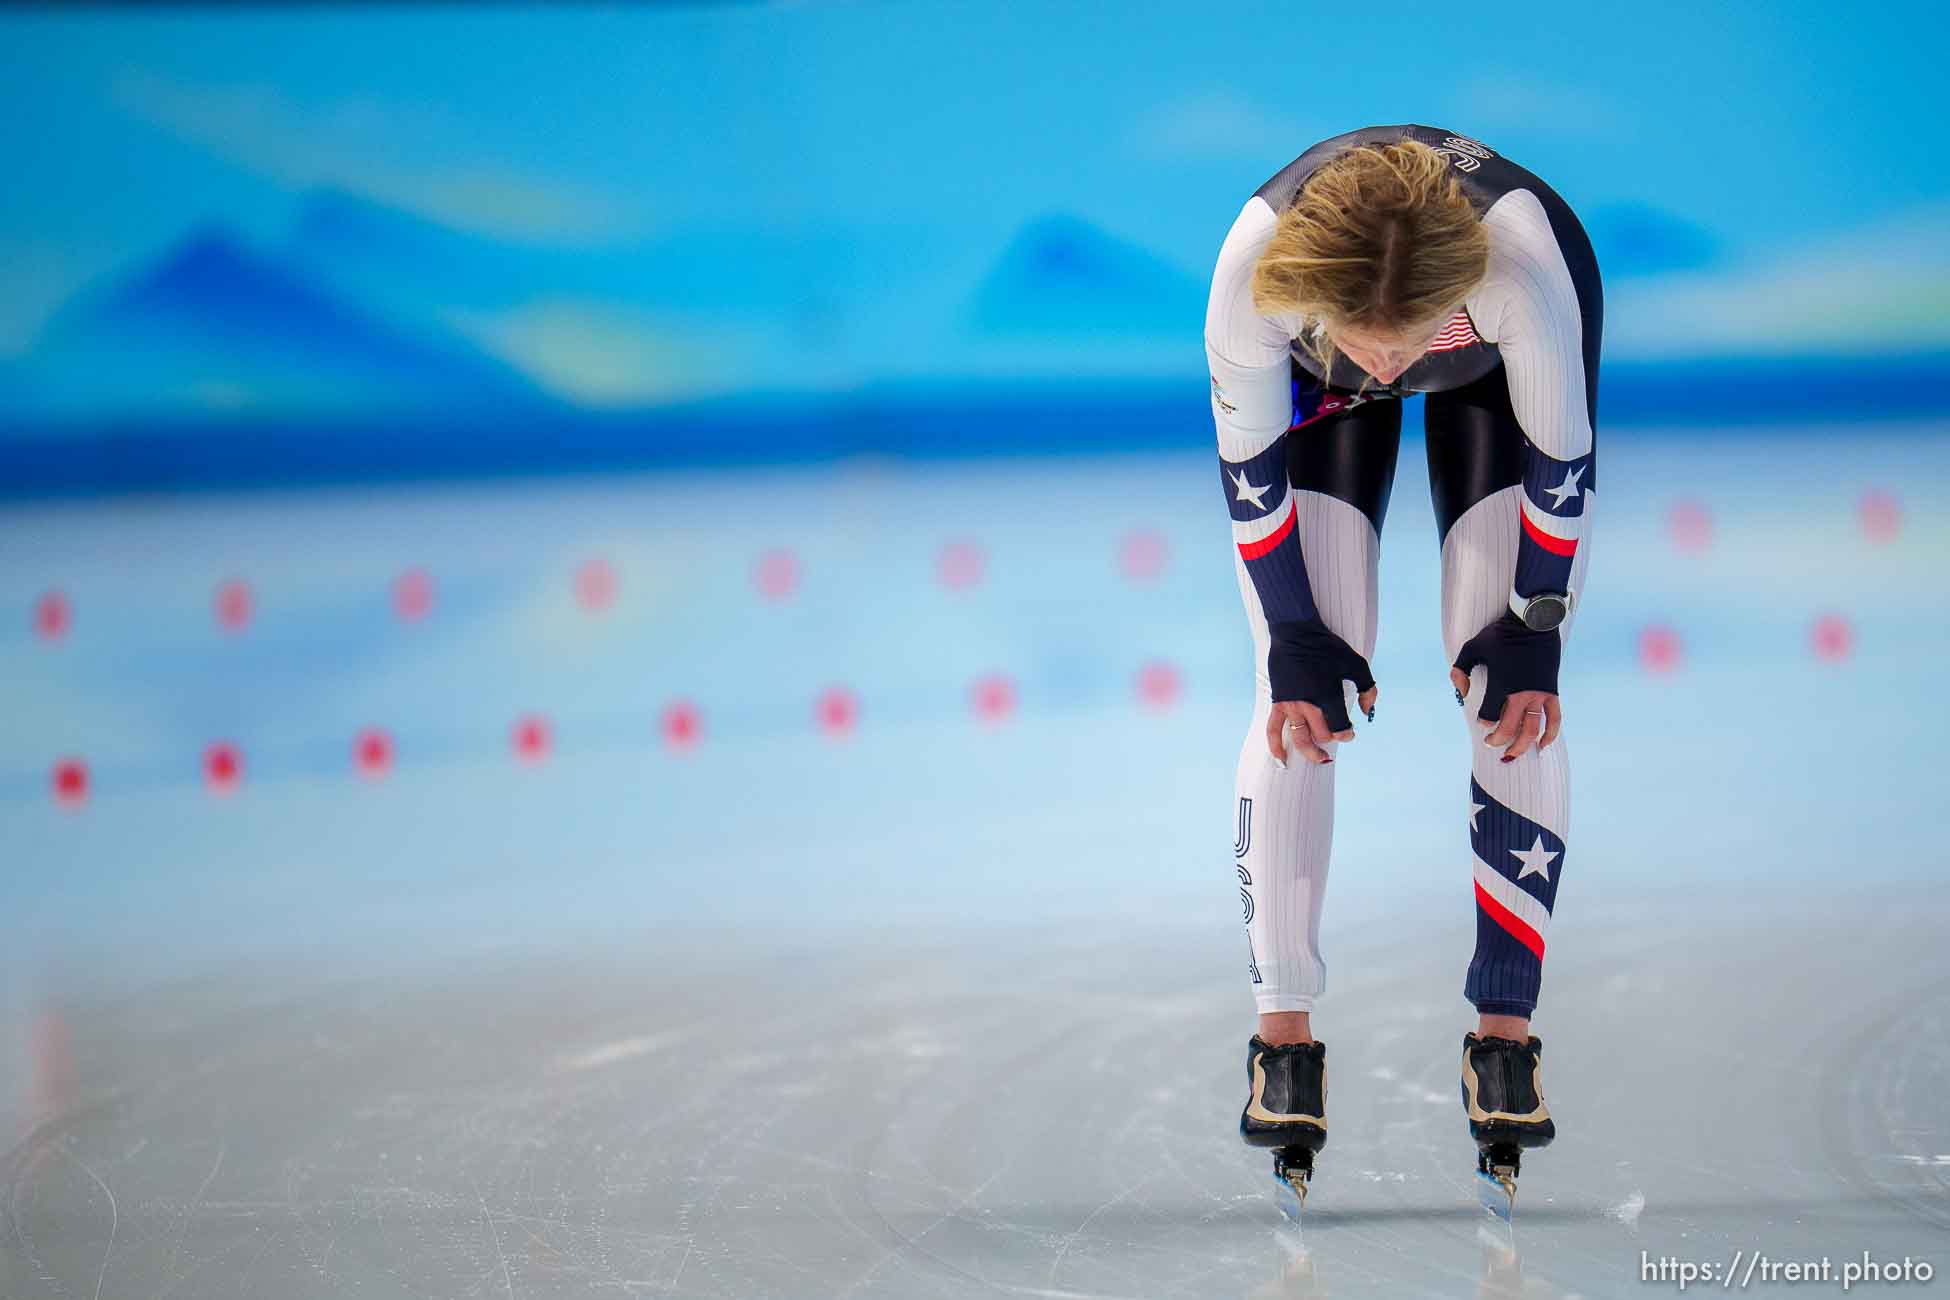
1450, 609, 1562, 763
1449, 666, 1558, 761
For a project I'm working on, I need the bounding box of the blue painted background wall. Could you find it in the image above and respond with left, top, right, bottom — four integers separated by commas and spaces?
2, 1, 1947, 490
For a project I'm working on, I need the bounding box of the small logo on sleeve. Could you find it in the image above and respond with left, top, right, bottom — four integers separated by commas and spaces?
1211, 375, 1237, 414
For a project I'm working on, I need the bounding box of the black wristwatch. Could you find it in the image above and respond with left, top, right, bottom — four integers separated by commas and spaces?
1510, 590, 1572, 633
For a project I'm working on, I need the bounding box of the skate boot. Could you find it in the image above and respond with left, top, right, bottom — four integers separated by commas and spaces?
1460, 1032, 1554, 1219
1240, 1035, 1326, 1219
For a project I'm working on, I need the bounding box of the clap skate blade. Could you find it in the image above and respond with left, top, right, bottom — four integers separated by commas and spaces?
1474, 1143, 1521, 1221
1271, 1146, 1313, 1221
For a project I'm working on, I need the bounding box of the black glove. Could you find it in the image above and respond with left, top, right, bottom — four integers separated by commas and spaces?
1453, 609, 1560, 724
1267, 616, 1376, 733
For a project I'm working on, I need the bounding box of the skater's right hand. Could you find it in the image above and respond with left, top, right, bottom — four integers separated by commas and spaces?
1267, 699, 1364, 767
1264, 617, 1378, 766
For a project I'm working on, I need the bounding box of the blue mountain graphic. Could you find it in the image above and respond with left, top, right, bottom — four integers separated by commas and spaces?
288, 189, 565, 312
24, 226, 546, 419
288, 187, 862, 322
967, 215, 1203, 339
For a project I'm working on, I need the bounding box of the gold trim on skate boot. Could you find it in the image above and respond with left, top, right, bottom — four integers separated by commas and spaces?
1460, 1048, 1550, 1124
1245, 1052, 1327, 1129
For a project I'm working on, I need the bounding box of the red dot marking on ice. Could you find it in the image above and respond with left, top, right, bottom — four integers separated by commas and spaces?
754, 548, 799, 602
513, 714, 552, 763
576, 559, 618, 612
1119, 530, 1169, 583
204, 741, 242, 793
662, 699, 703, 752
1859, 489, 1901, 544
394, 568, 435, 622
52, 758, 88, 808
971, 674, 1016, 724
355, 728, 393, 779
34, 590, 71, 641
1637, 624, 1683, 675
1667, 500, 1712, 553
937, 540, 986, 592
816, 686, 859, 738
214, 579, 253, 633
1136, 660, 1182, 711
1811, 613, 1854, 663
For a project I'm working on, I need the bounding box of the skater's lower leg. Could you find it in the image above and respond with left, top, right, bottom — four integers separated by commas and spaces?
1257, 1010, 1313, 1045
1476, 1012, 1528, 1042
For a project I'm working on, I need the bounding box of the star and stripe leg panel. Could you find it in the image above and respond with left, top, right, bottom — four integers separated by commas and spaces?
1463, 768, 1568, 1017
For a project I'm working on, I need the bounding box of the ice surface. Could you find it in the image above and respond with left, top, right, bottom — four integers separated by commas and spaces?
3, 893, 1946, 1297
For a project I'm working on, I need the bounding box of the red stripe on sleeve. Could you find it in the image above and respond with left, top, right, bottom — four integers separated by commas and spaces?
1520, 506, 1579, 557
1237, 498, 1297, 561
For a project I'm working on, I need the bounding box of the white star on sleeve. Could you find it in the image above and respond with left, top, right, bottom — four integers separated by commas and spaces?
1543, 465, 1584, 511
1230, 468, 1271, 512
1510, 834, 1559, 882
1468, 801, 1486, 832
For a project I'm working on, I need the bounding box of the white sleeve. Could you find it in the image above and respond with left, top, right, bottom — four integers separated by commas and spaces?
1203, 196, 1296, 461
1468, 189, 1595, 463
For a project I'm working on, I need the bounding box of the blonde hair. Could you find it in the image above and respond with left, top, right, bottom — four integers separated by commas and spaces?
1250, 139, 1490, 393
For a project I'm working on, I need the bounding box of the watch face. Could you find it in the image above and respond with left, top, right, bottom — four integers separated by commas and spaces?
1524, 594, 1569, 632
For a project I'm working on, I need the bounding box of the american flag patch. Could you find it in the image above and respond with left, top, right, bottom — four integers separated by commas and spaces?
1427, 308, 1482, 354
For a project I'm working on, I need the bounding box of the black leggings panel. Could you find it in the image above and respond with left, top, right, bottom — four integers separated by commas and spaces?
1284, 365, 1403, 539
1423, 362, 1529, 545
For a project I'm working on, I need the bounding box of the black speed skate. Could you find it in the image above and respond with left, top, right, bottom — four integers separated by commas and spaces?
1459, 1032, 1555, 1220
1239, 1036, 1327, 1220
